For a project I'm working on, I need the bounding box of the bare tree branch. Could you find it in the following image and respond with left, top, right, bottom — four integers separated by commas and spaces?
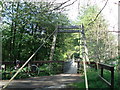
21, 0, 77, 15
51, 0, 71, 11
60, 0, 77, 10
47, 0, 57, 10
88, 0, 109, 26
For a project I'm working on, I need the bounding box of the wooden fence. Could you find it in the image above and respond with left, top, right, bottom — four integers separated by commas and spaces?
97, 63, 114, 89
1, 61, 65, 79
1, 61, 114, 89
1, 61, 64, 64
75, 61, 114, 89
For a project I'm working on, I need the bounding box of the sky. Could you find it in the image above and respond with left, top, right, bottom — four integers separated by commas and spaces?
66, 0, 118, 31
6, 0, 118, 30
2, 0, 118, 32
52, 0, 118, 43
60, 0, 118, 42
44, 0, 118, 32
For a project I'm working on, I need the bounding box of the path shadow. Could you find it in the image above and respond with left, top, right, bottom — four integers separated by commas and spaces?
1, 74, 83, 90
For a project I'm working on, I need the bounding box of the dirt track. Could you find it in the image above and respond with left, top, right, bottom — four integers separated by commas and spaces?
1, 74, 83, 90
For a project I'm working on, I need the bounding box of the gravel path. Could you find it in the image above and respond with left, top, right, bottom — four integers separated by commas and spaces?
1, 74, 83, 90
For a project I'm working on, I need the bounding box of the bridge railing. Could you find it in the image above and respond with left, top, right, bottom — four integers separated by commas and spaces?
1, 61, 65, 79
74, 61, 114, 89
97, 63, 114, 90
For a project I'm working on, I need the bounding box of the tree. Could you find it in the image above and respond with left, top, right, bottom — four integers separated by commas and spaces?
1, 1, 73, 62
76, 5, 118, 62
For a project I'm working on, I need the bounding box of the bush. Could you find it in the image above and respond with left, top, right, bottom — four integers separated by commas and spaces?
2, 63, 64, 80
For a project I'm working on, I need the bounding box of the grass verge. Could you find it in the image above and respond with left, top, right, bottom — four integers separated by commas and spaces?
68, 68, 119, 89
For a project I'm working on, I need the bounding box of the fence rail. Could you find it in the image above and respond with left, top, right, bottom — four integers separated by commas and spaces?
1, 61, 114, 89
1, 61, 65, 80
97, 63, 114, 90
1, 61, 64, 64
74, 61, 114, 89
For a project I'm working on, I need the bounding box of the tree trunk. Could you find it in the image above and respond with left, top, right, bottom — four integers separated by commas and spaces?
17, 25, 25, 60
13, 2, 20, 62
118, 1, 120, 85
118, 60, 120, 84
118, 34, 120, 85
10, 2, 14, 61
49, 26, 58, 61
34, 24, 38, 60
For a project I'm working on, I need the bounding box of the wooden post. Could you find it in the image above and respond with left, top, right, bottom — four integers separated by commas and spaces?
77, 61, 80, 74
96, 62, 99, 70
0, 29, 1, 57
81, 24, 89, 89
101, 67, 103, 77
62, 62, 64, 73
111, 67, 114, 90
82, 25, 89, 62
49, 26, 58, 61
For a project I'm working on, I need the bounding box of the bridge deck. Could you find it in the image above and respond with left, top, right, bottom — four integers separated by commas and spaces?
1, 74, 83, 90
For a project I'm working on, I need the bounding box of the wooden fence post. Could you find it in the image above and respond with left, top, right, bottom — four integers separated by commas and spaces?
77, 61, 80, 74
111, 67, 114, 90
101, 67, 103, 77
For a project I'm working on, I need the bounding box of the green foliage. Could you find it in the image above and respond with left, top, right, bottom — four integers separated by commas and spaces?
105, 56, 119, 70
54, 33, 75, 60
0, 1, 3, 9
87, 69, 108, 88
1, 1, 71, 62
77, 6, 99, 27
68, 68, 119, 89
2, 62, 63, 80
68, 82, 85, 88
75, 5, 118, 62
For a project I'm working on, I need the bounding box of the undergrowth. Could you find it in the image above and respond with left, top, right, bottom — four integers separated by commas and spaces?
68, 68, 119, 89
